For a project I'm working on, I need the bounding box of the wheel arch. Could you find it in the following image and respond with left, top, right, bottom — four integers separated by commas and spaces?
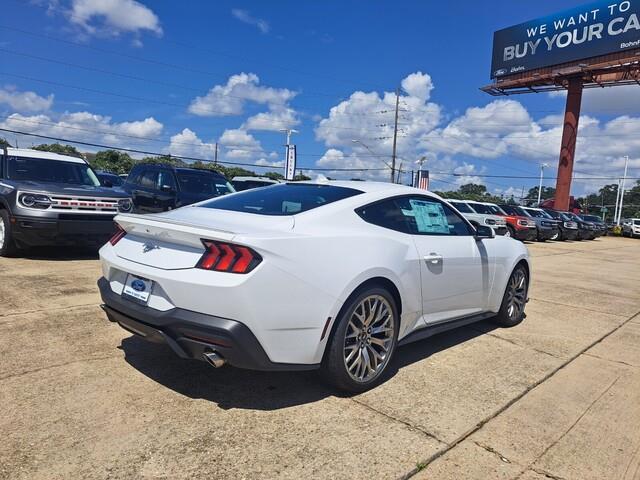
320, 276, 402, 363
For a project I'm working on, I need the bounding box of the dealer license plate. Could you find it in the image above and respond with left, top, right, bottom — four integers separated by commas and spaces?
122, 274, 153, 304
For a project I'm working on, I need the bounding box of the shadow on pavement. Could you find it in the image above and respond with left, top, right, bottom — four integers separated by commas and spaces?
16, 246, 99, 261
121, 320, 497, 410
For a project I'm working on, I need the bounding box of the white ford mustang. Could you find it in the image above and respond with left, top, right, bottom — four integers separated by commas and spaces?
98, 181, 530, 392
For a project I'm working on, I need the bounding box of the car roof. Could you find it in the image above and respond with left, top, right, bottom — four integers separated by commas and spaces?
175, 167, 224, 176
297, 180, 443, 196
5, 147, 87, 164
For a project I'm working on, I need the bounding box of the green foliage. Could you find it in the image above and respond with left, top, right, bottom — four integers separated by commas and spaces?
577, 181, 640, 220
88, 150, 135, 175
264, 171, 284, 181
525, 186, 555, 204
32, 143, 82, 158
0, 137, 12, 148
435, 183, 504, 203
139, 155, 186, 167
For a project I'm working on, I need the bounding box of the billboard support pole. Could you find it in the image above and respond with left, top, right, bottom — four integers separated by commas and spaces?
553, 77, 583, 211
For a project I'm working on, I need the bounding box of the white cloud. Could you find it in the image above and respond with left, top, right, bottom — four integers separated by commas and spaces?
231, 9, 270, 34
67, 0, 162, 37
243, 105, 299, 131
188, 73, 297, 118
167, 128, 217, 159
549, 85, 640, 115
401, 72, 434, 101
0, 86, 54, 112
0, 111, 163, 150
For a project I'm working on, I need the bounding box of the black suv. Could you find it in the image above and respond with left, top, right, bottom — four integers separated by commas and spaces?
579, 214, 607, 237
0, 148, 133, 256
542, 209, 580, 241
123, 164, 235, 213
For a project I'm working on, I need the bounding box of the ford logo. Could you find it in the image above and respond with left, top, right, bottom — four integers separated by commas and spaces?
131, 279, 146, 292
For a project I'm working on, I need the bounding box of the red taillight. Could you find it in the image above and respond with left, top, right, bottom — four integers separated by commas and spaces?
196, 240, 262, 274
109, 225, 127, 246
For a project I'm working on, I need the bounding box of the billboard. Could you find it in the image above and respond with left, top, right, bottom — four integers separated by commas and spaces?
491, 0, 640, 78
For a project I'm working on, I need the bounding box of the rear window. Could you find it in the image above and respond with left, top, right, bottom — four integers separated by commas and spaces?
525, 209, 550, 219
200, 183, 362, 216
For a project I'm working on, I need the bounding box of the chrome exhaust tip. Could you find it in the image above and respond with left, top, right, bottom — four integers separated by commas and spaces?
203, 351, 226, 368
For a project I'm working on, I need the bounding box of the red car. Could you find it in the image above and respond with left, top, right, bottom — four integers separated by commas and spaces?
466, 201, 537, 241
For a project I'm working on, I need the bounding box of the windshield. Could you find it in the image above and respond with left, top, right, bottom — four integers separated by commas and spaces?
467, 203, 495, 215
543, 209, 560, 219
635, 220, 640, 225
7, 156, 100, 186
581, 215, 601, 222
499, 205, 527, 216
176, 170, 235, 196
200, 183, 363, 215
449, 201, 474, 213
525, 209, 551, 219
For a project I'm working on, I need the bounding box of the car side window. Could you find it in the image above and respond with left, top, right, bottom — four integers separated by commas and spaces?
356, 196, 473, 236
157, 170, 177, 191
398, 196, 473, 236
140, 170, 158, 189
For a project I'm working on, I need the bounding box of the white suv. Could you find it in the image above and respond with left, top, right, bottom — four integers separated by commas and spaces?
623, 218, 640, 238
448, 200, 507, 236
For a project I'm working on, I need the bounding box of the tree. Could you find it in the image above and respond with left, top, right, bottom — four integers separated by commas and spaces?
264, 171, 284, 181
434, 183, 504, 203
139, 155, 186, 167
89, 150, 135, 175
32, 143, 82, 158
458, 183, 487, 197
525, 186, 555, 205
0, 138, 12, 148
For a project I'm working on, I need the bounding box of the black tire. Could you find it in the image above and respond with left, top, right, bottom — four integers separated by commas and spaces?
0, 209, 18, 257
321, 285, 399, 393
505, 225, 515, 238
492, 264, 528, 328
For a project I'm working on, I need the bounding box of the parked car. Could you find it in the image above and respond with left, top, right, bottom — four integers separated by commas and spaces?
579, 214, 607, 237
519, 207, 561, 241
98, 182, 531, 392
541, 209, 580, 240
467, 202, 537, 241
96, 171, 125, 188
622, 218, 640, 238
123, 164, 235, 214
448, 200, 507, 235
0, 147, 132, 256
231, 176, 280, 191
563, 211, 597, 240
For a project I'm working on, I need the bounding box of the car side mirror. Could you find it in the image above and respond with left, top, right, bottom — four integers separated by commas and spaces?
475, 225, 495, 239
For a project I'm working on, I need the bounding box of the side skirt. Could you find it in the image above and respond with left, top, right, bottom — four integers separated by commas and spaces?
398, 312, 496, 347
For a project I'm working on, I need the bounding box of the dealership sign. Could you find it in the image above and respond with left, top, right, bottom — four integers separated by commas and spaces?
491, 0, 640, 78
284, 145, 296, 180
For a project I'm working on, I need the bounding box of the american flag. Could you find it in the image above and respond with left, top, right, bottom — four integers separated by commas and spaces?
415, 170, 429, 190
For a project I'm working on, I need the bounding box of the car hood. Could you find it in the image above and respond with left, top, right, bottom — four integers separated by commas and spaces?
7, 180, 129, 198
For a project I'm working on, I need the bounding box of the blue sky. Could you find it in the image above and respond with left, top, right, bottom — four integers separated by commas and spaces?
1, 0, 639, 197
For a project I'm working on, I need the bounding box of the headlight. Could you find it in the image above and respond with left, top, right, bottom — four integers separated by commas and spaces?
117, 198, 133, 212
19, 193, 51, 209
484, 218, 496, 225
564, 221, 577, 229
517, 219, 531, 227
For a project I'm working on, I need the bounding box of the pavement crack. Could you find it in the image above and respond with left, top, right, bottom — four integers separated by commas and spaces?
470, 328, 561, 360
0, 302, 100, 322
583, 353, 638, 369
472, 440, 513, 464
527, 297, 628, 317
399, 308, 640, 480
0, 354, 119, 382
349, 397, 448, 446
529, 467, 568, 480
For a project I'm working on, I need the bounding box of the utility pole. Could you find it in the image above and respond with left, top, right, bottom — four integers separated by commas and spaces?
537, 163, 549, 206
214, 142, 218, 165
390, 87, 400, 184
616, 155, 630, 226
613, 178, 622, 225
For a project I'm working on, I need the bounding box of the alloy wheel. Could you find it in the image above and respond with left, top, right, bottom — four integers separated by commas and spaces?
505, 268, 527, 320
343, 295, 395, 383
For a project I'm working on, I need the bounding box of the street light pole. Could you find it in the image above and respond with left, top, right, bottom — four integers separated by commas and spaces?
616, 155, 630, 226
537, 163, 549, 206
390, 87, 400, 183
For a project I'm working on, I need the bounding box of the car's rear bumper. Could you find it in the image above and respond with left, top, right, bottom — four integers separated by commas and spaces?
12, 214, 116, 247
98, 277, 319, 371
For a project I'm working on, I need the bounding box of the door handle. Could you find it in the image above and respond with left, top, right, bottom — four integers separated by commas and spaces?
424, 253, 443, 264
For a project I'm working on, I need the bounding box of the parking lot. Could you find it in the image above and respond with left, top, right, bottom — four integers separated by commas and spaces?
0, 236, 638, 480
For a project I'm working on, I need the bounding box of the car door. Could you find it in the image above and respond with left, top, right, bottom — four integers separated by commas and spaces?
401, 196, 493, 324
155, 169, 178, 212
135, 168, 159, 213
